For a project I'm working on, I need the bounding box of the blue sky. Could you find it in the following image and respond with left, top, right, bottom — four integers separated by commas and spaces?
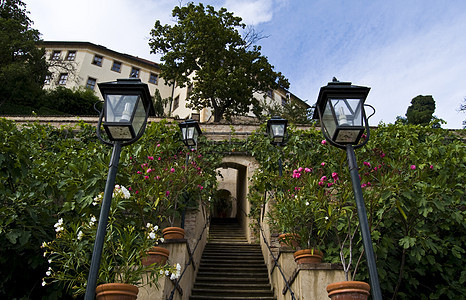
28, 0, 466, 128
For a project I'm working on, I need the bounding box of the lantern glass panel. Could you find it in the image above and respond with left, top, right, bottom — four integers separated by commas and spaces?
181, 126, 198, 146
271, 124, 285, 143
330, 98, 363, 127
105, 94, 138, 123
132, 96, 146, 136
322, 100, 337, 139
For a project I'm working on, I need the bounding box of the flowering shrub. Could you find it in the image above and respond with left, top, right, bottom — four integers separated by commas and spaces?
41, 185, 179, 296
123, 121, 218, 227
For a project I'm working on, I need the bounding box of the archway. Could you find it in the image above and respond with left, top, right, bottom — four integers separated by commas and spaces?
215, 155, 259, 242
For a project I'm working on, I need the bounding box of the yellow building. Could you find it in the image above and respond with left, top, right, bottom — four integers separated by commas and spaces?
38, 41, 309, 122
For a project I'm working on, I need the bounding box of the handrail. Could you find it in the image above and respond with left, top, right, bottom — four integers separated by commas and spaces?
257, 217, 297, 300
166, 207, 210, 300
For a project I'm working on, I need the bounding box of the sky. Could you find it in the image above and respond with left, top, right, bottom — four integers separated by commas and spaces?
27, 0, 466, 128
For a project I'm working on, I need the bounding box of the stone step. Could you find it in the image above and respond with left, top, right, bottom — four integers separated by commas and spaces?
191, 288, 274, 297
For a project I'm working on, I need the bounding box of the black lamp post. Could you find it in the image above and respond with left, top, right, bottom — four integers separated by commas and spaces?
313, 80, 382, 300
267, 116, 287, 177
179, 119, 202, 149
178, 119, 202, 228
84, 78, 152, 300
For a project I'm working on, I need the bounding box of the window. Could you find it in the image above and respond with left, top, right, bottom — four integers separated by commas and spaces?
281, 96, 287, 106
149, 73, 158, 84
130, 67, 140, 78
267, 89, 274, 99
58, 73, 68, 85
51, 51, 61, 60
44, 75, 51, 85
66, 51, 76, 61
86, 77, 97, 90
92, 55, 103, 66
173, 95, 179, 110
111, 61, 122, 72
187, 83, 193, 98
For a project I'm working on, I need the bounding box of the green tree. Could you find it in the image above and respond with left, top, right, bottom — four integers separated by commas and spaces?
149, 3, 289, 122
405, 95, 436, 126
0, 0, 47, 111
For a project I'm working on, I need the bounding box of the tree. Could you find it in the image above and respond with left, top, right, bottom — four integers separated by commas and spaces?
149, 3, 289, 122
405, 95, 436, 126
459, 98, 465, 129
0, 0, 48, 110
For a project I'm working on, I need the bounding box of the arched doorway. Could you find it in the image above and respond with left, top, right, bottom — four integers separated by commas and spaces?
215, 155, 259, 242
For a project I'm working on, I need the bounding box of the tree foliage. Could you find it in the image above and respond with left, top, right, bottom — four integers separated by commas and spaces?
149, 3, 289, 122
0, 0, 48, 110
406, 95, 436, 126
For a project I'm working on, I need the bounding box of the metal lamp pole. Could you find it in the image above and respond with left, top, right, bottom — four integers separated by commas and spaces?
84, 142, 122, 300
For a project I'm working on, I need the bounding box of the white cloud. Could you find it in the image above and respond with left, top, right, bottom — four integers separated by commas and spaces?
223, 0, 274, 25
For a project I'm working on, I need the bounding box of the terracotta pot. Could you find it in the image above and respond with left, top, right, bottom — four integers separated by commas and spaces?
142, 246, 170, 266
95, 283, 138, 300
293, 249, 324, 264
327, 281, 370, 300
278, 233, 300, 249
162, 227, 185, 240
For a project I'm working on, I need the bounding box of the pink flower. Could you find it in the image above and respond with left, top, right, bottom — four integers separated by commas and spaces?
321, 162, 326, 166
362, 134, 367, 139
332, 172, 339, 180
321, 140, 327, 145
148, 156, 154, 161
158, 157, 161, 161
156, 176, 161, 180
198, 185, 204, 190
430, 165, 434, 169
137, 171, 142, 174
144, 175, 149, 180
157, 144, 160, 147
129, 156, 133, 160
298, 167, 303, 172
320, 176, 327, 181
410, 165, 416, 170
363, 161, 371, 167
374, 167, 378, 171
146, 168, 152, 173
304, 168, 311, 173
327, 182, 334, 188
380, 153, 386, 158
135, 190, 139, 194
165, 191, 170, 196
318, 181, 325, 187
170, 168, 175, 173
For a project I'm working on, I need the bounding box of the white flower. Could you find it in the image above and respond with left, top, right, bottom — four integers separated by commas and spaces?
120, 186, 130, 199
170, 273, 177, 280
154, 225, 158, 231
160, 270, 164, 275
160, 238, 164, 243
54, 218, 63, 228
165, 270, 170, 276
55, 226, 64, 233
325, 216, 329, 220
42, 280, 46, 287
41, 241, 47, 248
146, 223, 152, 228
46, 270, 51, 276
176, 263, 181, 271
77, 231, 83, 240
48, 259, 52, 264
305, 201, 310, 206
149, 232, 156, 240
89, 215, 97, 226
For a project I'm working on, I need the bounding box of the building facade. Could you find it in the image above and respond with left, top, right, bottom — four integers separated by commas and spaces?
38, 41, 309, 122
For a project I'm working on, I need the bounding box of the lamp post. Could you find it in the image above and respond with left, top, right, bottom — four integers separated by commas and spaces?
266, 116, 288, 177
178, 119, 202, 228
313, 80, 382, 300
84, 78, 152, 300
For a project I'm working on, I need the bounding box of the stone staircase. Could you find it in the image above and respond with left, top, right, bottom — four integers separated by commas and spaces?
190, 218, 275, 300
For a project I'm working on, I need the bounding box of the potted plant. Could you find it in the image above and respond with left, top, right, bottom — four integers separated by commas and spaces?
41, 185, 181, 298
